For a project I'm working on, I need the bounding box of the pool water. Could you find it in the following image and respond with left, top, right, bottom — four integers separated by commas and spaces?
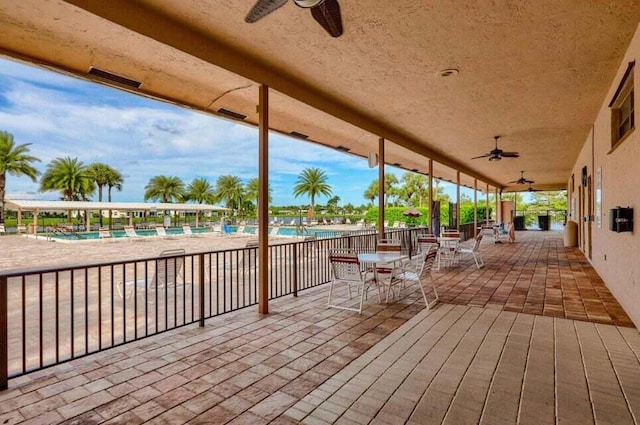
49, 226, 207, 240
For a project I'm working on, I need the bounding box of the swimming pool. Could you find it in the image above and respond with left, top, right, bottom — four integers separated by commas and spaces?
227, 226, 347, 238
48, 226, 208, 241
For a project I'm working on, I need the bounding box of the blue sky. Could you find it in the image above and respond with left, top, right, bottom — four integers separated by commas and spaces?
0, 57, 471, 207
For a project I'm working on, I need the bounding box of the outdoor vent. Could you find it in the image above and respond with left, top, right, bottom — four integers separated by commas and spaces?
88, 67, 142, 89
289, 131, 309, 140
217, 108, 247, 121
392, 163, 401, 167
411, 168, 419, 172
335, 145, 350, 152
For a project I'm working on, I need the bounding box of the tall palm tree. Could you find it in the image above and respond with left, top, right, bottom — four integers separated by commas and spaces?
293, 167, 332, 219
364, 181, 378, 206
105, 168, 123, 229
0, 131, 40, 223
215, 175, 245, 216
245, 177, 273, 205
186, 177, 216, 222
105, 168, 124, 202
88, 163, 122, 226
143, 175, 185, 203
401, 173, 429, 207
40, 157, 94, 201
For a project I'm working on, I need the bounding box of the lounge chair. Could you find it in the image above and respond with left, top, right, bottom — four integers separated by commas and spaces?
270, 227, 279, 236
155, 226, 169, 238
0, 224, 5, 235
182, 224, 197, 237
98, 227, 112, 240
117, 249, 187, 303
123, 225, 142, 239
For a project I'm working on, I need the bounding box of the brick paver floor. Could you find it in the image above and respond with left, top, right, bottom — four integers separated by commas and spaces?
433, 230, 634, 327
0, 229, 636, 424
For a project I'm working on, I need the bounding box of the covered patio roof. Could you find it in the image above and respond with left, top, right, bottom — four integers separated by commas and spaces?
1, 1, 638, 191
4, 199, 230, 213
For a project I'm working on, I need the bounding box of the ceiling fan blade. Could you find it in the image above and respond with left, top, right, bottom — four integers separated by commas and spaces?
471, 153, 491, 159
501, 152, 520, 158
245, 0, 288, 23
525, 179, 535, 184
508, 180, 520, 184
310, 0, 343, 37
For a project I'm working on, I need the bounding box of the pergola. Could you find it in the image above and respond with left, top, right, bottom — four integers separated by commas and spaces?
4, 200, 229, 230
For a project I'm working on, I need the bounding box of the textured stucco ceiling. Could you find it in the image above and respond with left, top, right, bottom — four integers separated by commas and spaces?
1, 0, 639, 191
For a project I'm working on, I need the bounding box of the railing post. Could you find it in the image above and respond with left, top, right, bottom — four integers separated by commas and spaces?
293, 246, 298, 297
1, 275, 8, 390
198, 254, 205, 327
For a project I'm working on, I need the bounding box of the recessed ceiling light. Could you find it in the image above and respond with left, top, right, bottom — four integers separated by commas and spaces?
438, 68, 459, 78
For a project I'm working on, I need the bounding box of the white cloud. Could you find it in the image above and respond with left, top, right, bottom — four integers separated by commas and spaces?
0, 58, 379, 206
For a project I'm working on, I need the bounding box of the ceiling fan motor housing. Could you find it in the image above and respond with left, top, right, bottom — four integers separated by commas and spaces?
294, 0, 324, 8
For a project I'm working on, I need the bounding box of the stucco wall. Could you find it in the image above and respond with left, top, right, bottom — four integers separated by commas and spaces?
569, 24, 640, 326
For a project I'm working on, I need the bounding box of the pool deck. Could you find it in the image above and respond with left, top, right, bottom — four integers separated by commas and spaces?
0, 225, 362, 273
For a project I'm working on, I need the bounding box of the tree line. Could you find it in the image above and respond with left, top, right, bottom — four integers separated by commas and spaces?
0, 130, 336, 222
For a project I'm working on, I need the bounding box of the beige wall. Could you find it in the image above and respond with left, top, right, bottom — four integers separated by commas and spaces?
569, 24, 640, 326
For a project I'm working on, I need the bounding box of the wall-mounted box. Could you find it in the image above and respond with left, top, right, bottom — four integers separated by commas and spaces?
609, 207, 633, 232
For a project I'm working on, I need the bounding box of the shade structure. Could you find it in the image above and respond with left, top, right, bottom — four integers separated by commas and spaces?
403, 207, 421, 217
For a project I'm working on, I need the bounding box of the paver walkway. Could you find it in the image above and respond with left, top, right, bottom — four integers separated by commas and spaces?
0, 230, 637, 424
286, 303, 640, 424
433, 231, 633, 327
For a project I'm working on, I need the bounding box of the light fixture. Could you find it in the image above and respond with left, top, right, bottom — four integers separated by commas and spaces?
294, 0, 324, 7
437, 68, 459, 78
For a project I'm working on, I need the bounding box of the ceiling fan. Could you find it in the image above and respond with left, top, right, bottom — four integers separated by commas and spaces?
471, 136, 519, 161
526, 183, 542, 192
509, 171, 534, 185
245, 0, 344, 38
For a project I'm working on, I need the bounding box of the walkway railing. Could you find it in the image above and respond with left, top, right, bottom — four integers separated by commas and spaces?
0, 227, 427, 389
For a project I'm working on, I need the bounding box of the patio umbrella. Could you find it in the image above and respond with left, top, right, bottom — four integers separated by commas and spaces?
403, 207, 421, 217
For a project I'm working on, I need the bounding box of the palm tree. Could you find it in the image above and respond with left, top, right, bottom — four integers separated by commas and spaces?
88, 163, 122, 226
186, 178, 216, 222
0, 131, 40, 223
143, 175, 185, 203
105, 168, 124, 202
245, 177, 273, 205
215, 175, 245, 216
293, 167, 332, 219
401, 173, 428, 206
383, 173, 399, 207
40, 157, 94, 201
105, 168, 123, 229
364, 181, 378, 205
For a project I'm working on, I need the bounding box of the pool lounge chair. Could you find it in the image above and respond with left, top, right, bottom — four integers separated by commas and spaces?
0, 224, 5, 235
123, 225, 142, 239
182, 224, 200, 237
155, 226, 169, 238
117, 249, 187, 302
98, 227, 112, 240
270, 227, 279, 236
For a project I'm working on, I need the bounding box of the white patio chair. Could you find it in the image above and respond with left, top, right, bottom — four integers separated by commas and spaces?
117, 249, 187, 303
459, 232, 485, 269
327, 248, 381, 314
375, 239, 405, 302
396, 245, 439, 310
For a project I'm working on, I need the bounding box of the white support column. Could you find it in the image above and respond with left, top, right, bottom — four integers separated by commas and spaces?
258, 85, 269, 314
